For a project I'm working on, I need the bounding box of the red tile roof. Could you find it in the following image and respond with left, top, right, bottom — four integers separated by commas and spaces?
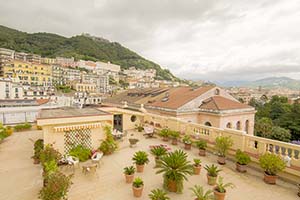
36, 99, 50, 105
199, 96, 252, 111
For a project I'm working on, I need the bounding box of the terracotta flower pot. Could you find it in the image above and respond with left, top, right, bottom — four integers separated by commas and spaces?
125, 174, 134, 183
217, 156, 226, 165
193, 165, 201, 175
136, 164, 145, 173
214, 188, 226, 200
172, 138, 178, 145
167, 180, 177, 192
198, 149, 206, 156
132, 186, 143, 197
184, 143, 192, 150
33, 158, 40, 164
263, 172, 277, 184
207, 174, 217, 185
236, 163, 247, 173
163, 137, 169, 142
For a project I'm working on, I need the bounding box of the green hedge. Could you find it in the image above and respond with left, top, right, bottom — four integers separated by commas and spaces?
14, 123, 32, 132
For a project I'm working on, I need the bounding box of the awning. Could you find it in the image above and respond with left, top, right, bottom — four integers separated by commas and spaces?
54, 122, 102, 132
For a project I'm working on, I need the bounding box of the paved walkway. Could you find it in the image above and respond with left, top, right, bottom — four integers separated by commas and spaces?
0, 130, 42, 200
0, 130, 298, 200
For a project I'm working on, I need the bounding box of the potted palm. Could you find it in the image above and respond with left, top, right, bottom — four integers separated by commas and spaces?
193, 159, 202, 175
156, 150, 193, 193
235, 149, 251, 173
190, 185, 214, 200
159, 128, 170, 142
215, 136, 233, 165
123, 166, 135, 183
170, 130, 180, 145
148, 188, 170, 200
213, 176, 234, 200
150, 146, 168, 167
259, 153, 285, 184
183, 135, 192, 150
196, 140, 207, 156
132, 177, 144, 197
204, 164, 221, 185
132, 151, 149, 173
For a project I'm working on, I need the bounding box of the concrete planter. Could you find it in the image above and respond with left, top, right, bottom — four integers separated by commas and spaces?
167, 180, 177, 192
214, 188, 226, 200
236, 163, 247, 173
124, 174, 134, 183
171, 138, 178, 145
198, 149, 206, 156
136, 164, 145, 173
193, 165, 201, 175
184, 143, 192, 150
217, 156, 226, 165
162, 137, 169, 142
207, 174, 217, 185
132, 186, 143, 197
263, 172, 277, 184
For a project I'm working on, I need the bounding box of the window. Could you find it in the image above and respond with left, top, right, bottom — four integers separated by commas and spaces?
204, 121, 212, 126
226, 122, 232, 128
245, 120, 249, 134
236, 121, 241, 130
215, 89, 220, 95
131, 115, 137, 122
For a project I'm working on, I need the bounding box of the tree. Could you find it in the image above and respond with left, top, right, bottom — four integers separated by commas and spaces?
254, 117, 273, 138
270, 126, 291, 142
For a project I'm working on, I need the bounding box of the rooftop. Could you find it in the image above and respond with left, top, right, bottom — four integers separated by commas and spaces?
38, 107, 109, 119
199, 96, 253, 111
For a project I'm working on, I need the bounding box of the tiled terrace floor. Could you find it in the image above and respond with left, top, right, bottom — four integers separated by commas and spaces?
0, 130, 298, 200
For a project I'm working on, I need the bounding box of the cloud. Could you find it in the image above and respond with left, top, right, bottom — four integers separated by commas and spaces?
0, 0, 299, 81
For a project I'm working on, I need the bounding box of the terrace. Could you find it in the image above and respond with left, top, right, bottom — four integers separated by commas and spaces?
0, 129, 298, 200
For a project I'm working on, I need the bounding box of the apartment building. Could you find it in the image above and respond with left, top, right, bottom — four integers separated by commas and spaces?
0, 78, 24, 99
81, 72, 109, 93
56, 57, 76, 67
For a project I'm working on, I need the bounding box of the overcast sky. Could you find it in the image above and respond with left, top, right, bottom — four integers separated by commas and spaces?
0, 0, 300, 82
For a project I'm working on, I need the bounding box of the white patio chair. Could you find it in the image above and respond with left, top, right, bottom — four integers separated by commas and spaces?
66, 155, 80, 172
91, 152, 104, 167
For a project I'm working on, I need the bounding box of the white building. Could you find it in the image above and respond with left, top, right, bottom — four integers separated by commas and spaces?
0, 78, 24, 99
95, 61, 120, 82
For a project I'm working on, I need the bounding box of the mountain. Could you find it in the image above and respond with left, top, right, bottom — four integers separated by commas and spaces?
0, 25, 178, 81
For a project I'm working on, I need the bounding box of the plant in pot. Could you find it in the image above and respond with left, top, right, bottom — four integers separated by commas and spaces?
150, 146, 168, 167
183, 135, 192, 150
156, 150, 193, 193
204, 164, 221, 185
99, 126, 118, 155
124, 166, 136, 183
69, 145, 91, 162
148, 188, 170, 200
193, 158, 202, 175
235, 149, 251, 173
132, 177, 144, 198
259, 153, 285, 184
169, 130, 180, 145
135, 124, 143, 132
159, 128, 170, 141
196, 140, 207, 156
215, 136, 233, 165
213, 176, 234, 200
32, 139, 44, 164
132, 151, 149, 173
190, 185, 214, 200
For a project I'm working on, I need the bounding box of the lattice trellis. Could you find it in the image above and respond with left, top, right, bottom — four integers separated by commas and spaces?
64, 128, 92, 154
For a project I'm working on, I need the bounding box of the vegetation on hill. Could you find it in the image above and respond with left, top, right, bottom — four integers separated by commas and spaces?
0, 25, 179, 81
250, 95, 300, 142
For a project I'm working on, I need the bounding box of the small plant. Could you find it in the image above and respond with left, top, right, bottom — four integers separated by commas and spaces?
196, 140, 207, 150
135, 124, 143, 132
99, 126, 118, 155
69, 145, 91, 162
169, 130, 180, 139
14, 122, 32, 132
204, 164, 221, 177
40, 145, 62, 166
148, 188, 170, 200
32, 139, 44, 163
150, 146, 168, 159
132, 177, 144, 188
193, 158, 201, 167
214, 176, 235, 193
43, 160, 58, 176
190, 185, 214, 200
259, 153, 285, 176
215, 136, 233, 157
235, 149, 251, 165
124, 166, 135, 175
39, 171, 72, 200
159, 128, 170, 139
182, 135, 192, 144
132, 151, 149, 165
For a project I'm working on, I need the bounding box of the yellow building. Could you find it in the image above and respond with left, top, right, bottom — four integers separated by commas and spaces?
1, 60, 52, 86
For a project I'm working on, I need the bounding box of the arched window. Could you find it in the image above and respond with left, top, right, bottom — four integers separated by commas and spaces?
204, 121, 212, 126
130, 115, 137, 122
215, 89, 220, 95
226, 122, 232, 128
236, 121, 241, 130
245, 120, 249, 134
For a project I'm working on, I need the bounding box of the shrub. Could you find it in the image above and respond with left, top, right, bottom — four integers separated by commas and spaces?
14, 123, 32, 132
204, 164, 221, 177
259, 153, 286, 175
148, 188, 170, 200
169, 130, 180, 139
132, 177, 144, 188
156, 150, 193, 193
0, 123, 9, 140
69, 145, 91, 162
182, 135, 192, 144
132, 151, 149, 165
150, 146, 168, 159
40, 145, 62, 166
235, 149, 251, 165
215, 136, 233, 157
43, 160, 58, 177
33, 139, 44, 161
190, 185, 214, 200
214, 176, 235, 193
124, 166, 135, 175
193, 158, 201, 167
159, 128, 170, 138
99, 126, 118, 155
196, 140, 207, 150
39, 171, 72, 200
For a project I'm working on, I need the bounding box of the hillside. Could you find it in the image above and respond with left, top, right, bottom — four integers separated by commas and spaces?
0, 25, 178, 81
